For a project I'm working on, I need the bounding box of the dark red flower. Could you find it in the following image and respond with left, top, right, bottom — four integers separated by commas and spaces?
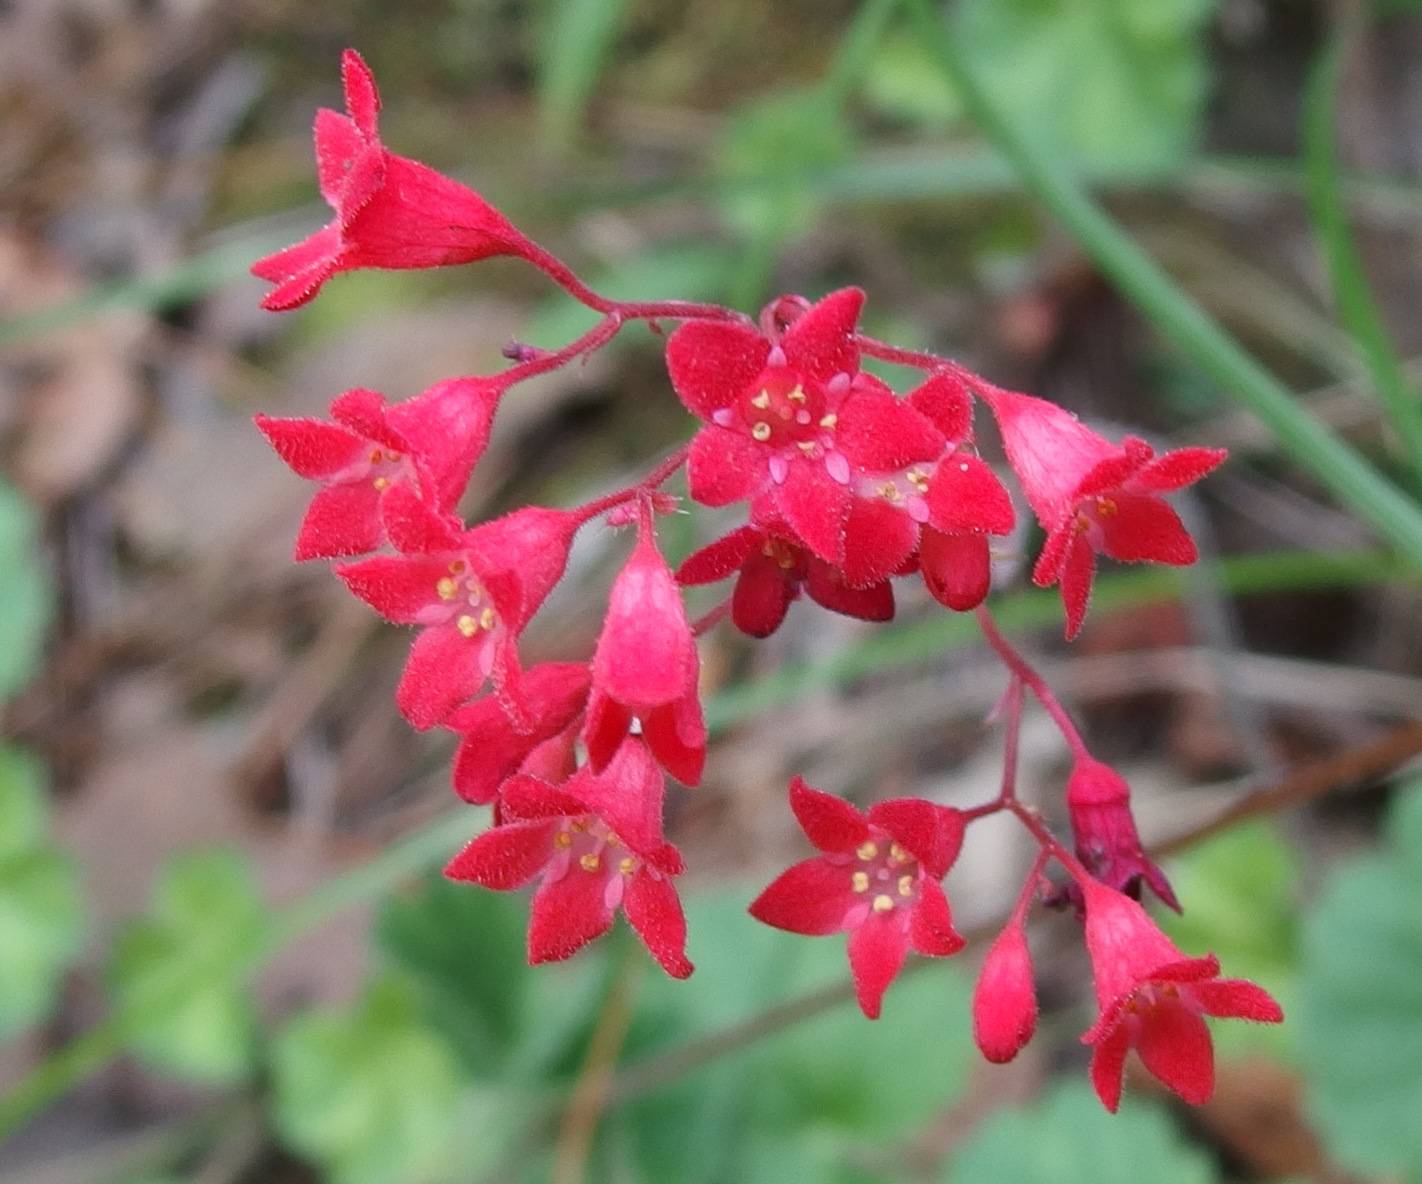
1064, 757, 1179, 911
337, 492, 582, 729
677, 523, 893, 638
256, 378, 500, 560
972, 916, 1037, 1064
983, 388, 1225, 639
1078, 877, 1283, 1111
583, 518, 706, 785
447, 662, 590, 804
749, 778, 966, 1018
444, 739, 692, 977
253, 49, 543, 310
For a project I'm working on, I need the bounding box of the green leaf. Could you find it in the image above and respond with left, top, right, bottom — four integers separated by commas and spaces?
271, 975, 465, 1184
109, 850, 264, 1082
1298, 789, 1422, 1178
0, 748, 85, 1037
0, 479, 51, 699
863, 32, 962, 127
944, 1081, 1218, 1184
1161, 822, 1298, 1058
950, 0, 1218, 173
537, 0, 631, 151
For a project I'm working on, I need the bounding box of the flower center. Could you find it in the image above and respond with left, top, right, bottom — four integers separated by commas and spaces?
432, 558, 499, 637
737, 367, 826, 449
548, 816, 641, 908
848, 836, 921, 918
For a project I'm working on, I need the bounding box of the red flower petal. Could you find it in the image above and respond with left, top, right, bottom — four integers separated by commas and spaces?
687, 426, 766, 507
385, 376, 502, 509
1132, 446, 1227, 493
499, 774, 588, 821
677, 526, 762, 585
731, 553, 797, 637
294, 481, 383, 561
329, 387, 401, 447
640, 691, 706, 787
1098, 496, 1197, 565
835, 390, 945, 472
569, 739, 669, 857
665, 320, 768, 420
443, 819, 557, 889
623, 870, 693, 979
925, 455, 1015, 536
907, 373, 973, 443
1193, 979, 1284, 1023
781, 288, 864, 383
254, 226, 343, 311
804, 560, 894, 621
909, 878, 964, 957
847, 914, 909, 1019
773, 461, 851, 564
1031, 521, 1075, 587
841, 498, 918, 588
314, 109, 366, 206
255, 414, 367, 479
1059, 534, 1096, 641
593, 532, 695, 708
341, 49, 381, 138
919, 528, 991, 612
749, 857, 857, 936
379, 483, 463, 553
869, 799, 965, 879
582, 691, 632, 773
527, 868, 615, 965
790, 777, 871, 853
337, 554, 447, 621
1088, 1021, 1131, 1113
1137, 1003, 1215, 1106
396, 625, 489, 729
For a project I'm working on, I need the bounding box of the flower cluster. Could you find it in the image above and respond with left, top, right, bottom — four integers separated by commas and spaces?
254, 50, 1279, 1112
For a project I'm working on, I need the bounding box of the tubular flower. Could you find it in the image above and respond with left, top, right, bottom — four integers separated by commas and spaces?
972, 916, 1038, 1064
337, 491, 582, 729
256, 378, 500, 560
677, 522, 893, 638
252, 49, 543, 310
982, 388, 1225, 638
583, 518, 706, 785
749, 778, 966, 1018
1078, 877, 1283, 1112
444, 739, 692, 977
1065, 757, 1179, 911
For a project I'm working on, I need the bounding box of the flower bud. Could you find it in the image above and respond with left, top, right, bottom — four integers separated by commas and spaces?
972, 919, 1037, 1063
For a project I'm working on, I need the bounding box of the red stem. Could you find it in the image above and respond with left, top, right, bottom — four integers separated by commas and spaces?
975, 606, 1091, 759
690, 599, 731, 638
571, 446, 690, 524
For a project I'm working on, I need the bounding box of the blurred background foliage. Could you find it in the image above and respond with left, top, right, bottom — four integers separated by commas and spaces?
3, 0, 1422, 1181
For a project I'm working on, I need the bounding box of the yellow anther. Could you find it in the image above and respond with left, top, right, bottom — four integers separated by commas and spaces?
777, 554, 795, 570
888, 842, 910, 864
819, 413, 838, 430
579, 853, 601, 872
456, 614, 480, 638
751, 421, 772, 442
872, 894, 894, 913
449, 560, 466, 574
856, 841, 879, 861
554, 832, 572, 848
385, 450, 402, 462
897, 875, 914, 897
436, 577, 458, 601
373, 477, 390, 491
787, 385, 807, 404
762, 541, 777, 557
797, 440, 816, 454
618, 857, 636, 875
570, 819, 588, 831
369, 448, 383, 463
479, 607, 496, 630
907, 469, 930, 492
751, 390, 772, 410
605, 831, 622, 847
879, 483, 902, 503
851, 871, 870, 893
1095, 497, 1118, 517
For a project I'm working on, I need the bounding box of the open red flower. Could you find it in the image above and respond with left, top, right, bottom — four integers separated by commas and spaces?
256, 378, 500, 560
253, 49, 543, 311
983, 388, 1224, 639
445, 739, 692, 977
749, 778, 966, 1018
677, 522, 893, 638
583, 517, 706, 785
1078, 876, 1283, 1111
337, 491, 582, 729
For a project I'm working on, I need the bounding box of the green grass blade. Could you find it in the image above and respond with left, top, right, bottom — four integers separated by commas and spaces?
537, 0, 632, 153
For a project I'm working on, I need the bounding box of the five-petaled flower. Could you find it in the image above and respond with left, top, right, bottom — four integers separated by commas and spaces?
252, 49, 544, 310
256, 378, 500, 560
750, 778, 966, 1018
445, 739, 693, 977
983, 388, 1225, 639
1078, 876, 1283, 1111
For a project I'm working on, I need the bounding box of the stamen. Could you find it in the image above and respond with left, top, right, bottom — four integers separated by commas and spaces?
787, 385, 807, 404
554, 832, 572, 848
1095, 497, 1118, 516
797, 441, 817, 455
851, 871, 870, 893
888, 842, 909, 864
751, 391, 771, 410
436, 577, 458, 601
752, 422, 772, 442
618, 857, 636, 875
872, 894, 894, 913
479, 607, 496, 630
373, 477, 390, 490
456, 614, 480, 638
819, 413, 838, 430
856, 841, 878, 861
897, 874, 914, 896
579, 853, 601, 872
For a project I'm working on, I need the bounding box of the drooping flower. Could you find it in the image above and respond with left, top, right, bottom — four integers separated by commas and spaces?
337, 490, 582, 729
444, 739, 692, 977
583, 515, 706, 785
972, 916, 1038, 1064
253, 49, 544, 311
749, 778, 966, 1018
982, 388, 1225, 639
676, 522, 894, 638
256, 378, 501, 560
1078, 876, 1283, 1111
1064, 757, 1179, 911
447, 662, 590, 805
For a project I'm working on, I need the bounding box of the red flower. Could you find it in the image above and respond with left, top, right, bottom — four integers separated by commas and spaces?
583, 518, 706, 786
677, 523, 893, 638
447, 662, 590, 805
1065, 757, 1179, 911
972, 916, 1038, 1064
337, 492, 582, 729
749, 778, 966, 1018
252, 49, 542, 311
444, 739, 692, 977
256, 379, 500, 560
983, 389, 1225, 639
1078, 877, 1283, 1111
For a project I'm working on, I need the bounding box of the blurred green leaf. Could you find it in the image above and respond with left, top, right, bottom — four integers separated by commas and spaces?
109, 850, 263, 1082
950, 0, 1218, 172
0, 748, 84, 1038
0, 479, 51, 699
1161, 822, 1298, 1058
944, 1081, 1217, 1183
537, 0, 631, 151
1298, 786, 1422, 1178
863, 32, 962, 127
272, 975, 465, 1184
